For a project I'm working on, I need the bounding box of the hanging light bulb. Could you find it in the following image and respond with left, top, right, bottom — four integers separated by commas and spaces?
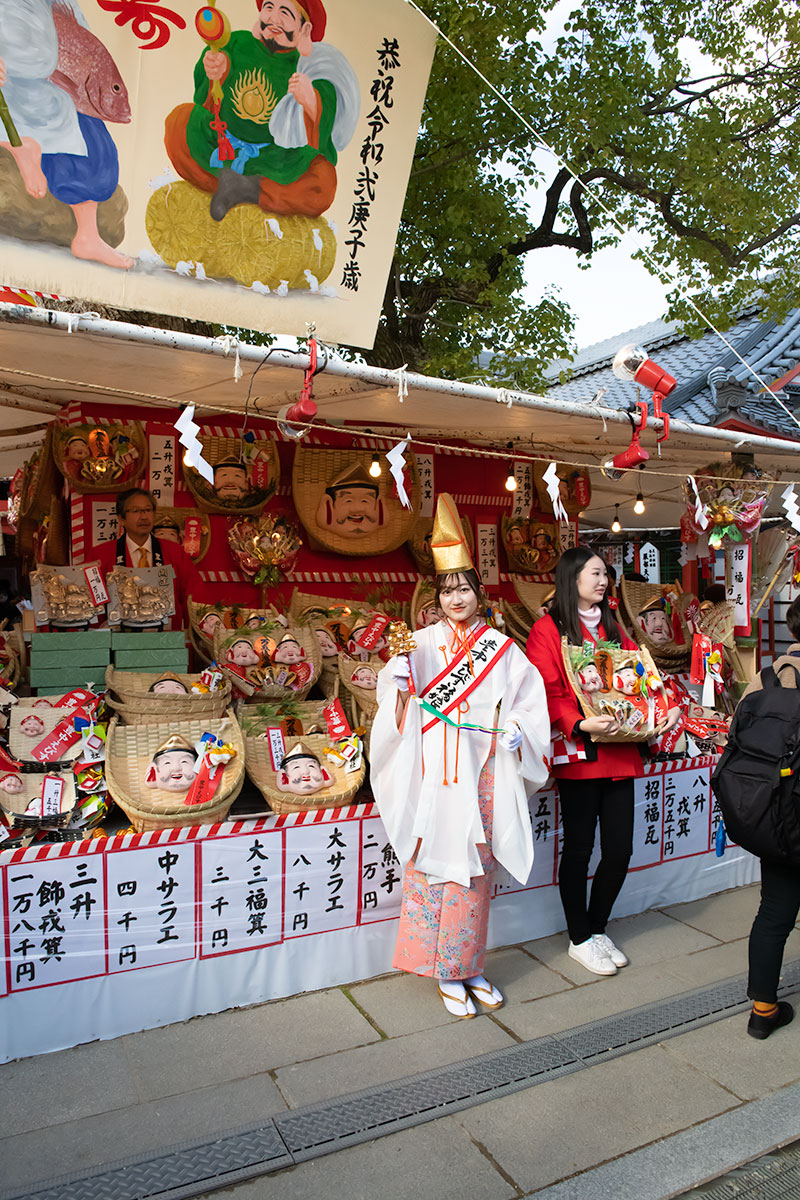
611, 505, 622, 533
505, 469, 518, 492
634, 491, 646, 515
369, 454, 382, 478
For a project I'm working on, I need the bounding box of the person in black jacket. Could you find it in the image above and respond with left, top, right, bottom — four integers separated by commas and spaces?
742, 596, 800, 1039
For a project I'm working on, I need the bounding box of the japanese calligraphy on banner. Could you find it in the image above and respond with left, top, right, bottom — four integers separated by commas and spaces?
476, 522, 500, 587
91, 502, 120, 546
639, 541, 661, 584
726, 542, 752, 634
511, 462, 533, 518
0, 759, 754, 1061
0, 0, 436, 350
416, 454, 434, 518
558, 521, 578, 554
148, 434, 176, 507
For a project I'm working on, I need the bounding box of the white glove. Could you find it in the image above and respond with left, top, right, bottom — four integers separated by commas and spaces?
387, 655, 411, 689
499, 721, 522, 752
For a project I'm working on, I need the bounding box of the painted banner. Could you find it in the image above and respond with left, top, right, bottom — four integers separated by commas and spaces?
0, 0, 437, 348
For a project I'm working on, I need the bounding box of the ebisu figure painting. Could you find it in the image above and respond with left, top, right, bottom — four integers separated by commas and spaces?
0, 0, 436, 346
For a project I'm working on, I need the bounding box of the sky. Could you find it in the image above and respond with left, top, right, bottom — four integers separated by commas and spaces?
523, 240, 673, 354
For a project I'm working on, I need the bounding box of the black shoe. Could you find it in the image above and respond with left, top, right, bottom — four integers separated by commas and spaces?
747, 1001, 794, 1040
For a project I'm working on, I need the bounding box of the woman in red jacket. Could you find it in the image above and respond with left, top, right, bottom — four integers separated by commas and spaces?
526, 547, 680, 976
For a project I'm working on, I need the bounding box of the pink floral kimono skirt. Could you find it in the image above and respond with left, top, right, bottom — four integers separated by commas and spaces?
392, 759, 495, 981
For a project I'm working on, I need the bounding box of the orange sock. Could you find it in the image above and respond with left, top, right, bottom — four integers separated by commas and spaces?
753, 1001, 779, 1017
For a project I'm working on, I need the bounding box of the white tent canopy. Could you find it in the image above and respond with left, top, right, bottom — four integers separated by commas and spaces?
1, 303, 798, 531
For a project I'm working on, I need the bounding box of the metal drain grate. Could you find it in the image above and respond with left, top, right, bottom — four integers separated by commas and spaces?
675, 1138, 800, 1199
8, 959, 800, 1200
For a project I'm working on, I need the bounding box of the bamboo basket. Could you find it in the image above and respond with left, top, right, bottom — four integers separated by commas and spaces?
410, 578, 440, 629
21, 425, 62, 521
512, 579, 555, 621
182, 435, 279, 515
153, 507, 211, 564
288, 588, 356, 622
699, 600, 736, 649
0, 635, 21, 690
498, 600, 533, 652
188, 600, 284, 664
53, 421, 147, 494
238, 697, 333, 737
292, 446, 420, 557
105, 711, 245, 832
620, 579, 692, 668
408, 515, 475, 575
562, 636, 667, 742
245, 729, 365, 815
9, 704, 87, 764
501, 517, 560, 574
0, 771, 77, 829
105, 666, 231, 724
338, 653, 380, 719
215, 623, 321, 700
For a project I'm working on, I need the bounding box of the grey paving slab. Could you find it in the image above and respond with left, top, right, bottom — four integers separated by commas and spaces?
275, 1015, 516, 1107
496, 962, 692, 1041
0, 1040, 139, 1137
0, 1073, 287, 1194
662, 1006, 800, 1101
485, 945, 574, 1004
456, 1044, 737, 1194
664, 936, 751, 987
662, 884, 761, 942
529, 1079, 800, 1200
194, 1117, 516, 1200
121, 987, 380, 1101
523, 908, 719, 982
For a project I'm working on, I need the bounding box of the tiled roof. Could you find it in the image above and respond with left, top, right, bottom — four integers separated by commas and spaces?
544, 306, 800, 440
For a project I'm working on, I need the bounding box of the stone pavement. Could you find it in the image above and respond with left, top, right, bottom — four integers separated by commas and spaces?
2, 883, 800, 1200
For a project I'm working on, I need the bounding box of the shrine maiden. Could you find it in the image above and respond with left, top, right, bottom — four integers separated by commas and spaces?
371, 494, 549, 1019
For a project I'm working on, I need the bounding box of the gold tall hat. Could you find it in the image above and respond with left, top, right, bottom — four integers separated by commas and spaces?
431, 493, 474, 574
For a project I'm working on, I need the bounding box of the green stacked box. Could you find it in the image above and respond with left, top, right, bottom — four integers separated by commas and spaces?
30, 630, 112, 695
111, 630, 189, 673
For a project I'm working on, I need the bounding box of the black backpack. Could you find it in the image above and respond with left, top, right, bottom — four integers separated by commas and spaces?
711, 660, 800, 865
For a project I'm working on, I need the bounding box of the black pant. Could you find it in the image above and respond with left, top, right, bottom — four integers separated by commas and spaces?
557, 777, 635, 945
747, 858, 800, 1003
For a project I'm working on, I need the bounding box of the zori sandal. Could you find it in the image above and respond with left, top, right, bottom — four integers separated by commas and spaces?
438, 981, 477, 1019
465, 975, 504, 1009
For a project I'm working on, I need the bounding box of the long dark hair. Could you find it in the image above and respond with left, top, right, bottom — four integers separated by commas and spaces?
549, 547, 624, 645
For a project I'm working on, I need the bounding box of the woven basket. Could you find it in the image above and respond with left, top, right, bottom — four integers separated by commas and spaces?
20, 425, 62, 521
215, 622, 321, 700
700, 601, 737, 649
410, 579, 440, 630
288, 589, 355, 622
182, 435, 279, 516
245, 729, 365, 814
562, 636, 667, 742
105, 666, 231, 724
501, 517, 560, 574
153, 508, 211, 564
0, 770, 77, 829
498, 601, 533, 651
105, 711, 245, 832
512, 579, 555, 621
0, 634, 21, 690
338, 652, 380, 719
9, 704, 86, 764
53, 422, 147, 494
620, 580, 692, 667
293, 446, 420, 557
189, 600, 283, 663
408, 515, 475, 575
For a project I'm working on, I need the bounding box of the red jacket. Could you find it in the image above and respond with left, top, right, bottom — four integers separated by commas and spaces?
526, 613, 643, 781
95, 536, 206, 629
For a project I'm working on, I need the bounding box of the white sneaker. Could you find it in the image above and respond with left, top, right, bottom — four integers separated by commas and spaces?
568, 937, 617, 976
593, 933, 629, 968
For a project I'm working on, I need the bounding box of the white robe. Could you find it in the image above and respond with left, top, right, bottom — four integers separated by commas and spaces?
371, 621, 550, 888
